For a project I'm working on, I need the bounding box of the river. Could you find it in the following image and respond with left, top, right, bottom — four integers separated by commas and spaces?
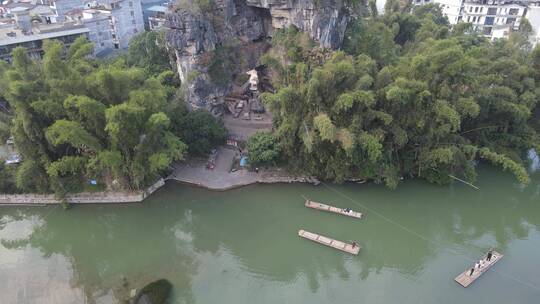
1, 166, 540, 303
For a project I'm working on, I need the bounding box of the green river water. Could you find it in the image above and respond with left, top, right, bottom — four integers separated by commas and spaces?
1, 166, 540, 303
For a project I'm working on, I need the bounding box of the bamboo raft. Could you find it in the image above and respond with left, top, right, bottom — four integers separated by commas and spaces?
454, 251, 503, 287
305, 199, 362, 219
298, 229, 360, 255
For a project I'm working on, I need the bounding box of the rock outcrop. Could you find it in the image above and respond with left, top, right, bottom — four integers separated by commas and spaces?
165, 0, 351, 110
245, 0, 348, 49
129, 279, 172, 304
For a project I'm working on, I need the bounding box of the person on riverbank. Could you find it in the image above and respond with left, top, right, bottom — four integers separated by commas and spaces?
487, 250, 493, 262
352, 241, 358, 248
469, 267, 475, 276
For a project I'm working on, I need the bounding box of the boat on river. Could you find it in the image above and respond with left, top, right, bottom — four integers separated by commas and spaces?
304, 199, 362, 219
298, 229, 360, 255
454, 250, 503, 287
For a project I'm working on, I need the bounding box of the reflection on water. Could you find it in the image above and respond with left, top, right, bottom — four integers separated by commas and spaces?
1, 166, 540, 303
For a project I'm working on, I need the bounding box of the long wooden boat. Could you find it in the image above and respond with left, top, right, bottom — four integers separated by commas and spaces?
305, 199, 362, 219
454, 250, 503, 287
298, 229, 360, 255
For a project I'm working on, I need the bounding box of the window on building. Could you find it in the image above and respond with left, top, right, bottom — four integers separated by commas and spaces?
131, 11, 134, 17
483, 27, 492, 35
506, 17, 516, 24
487, 7, 497, 15
485, 16, 494, 25
509, 8, 518, 15
467, 16, 471, 22
480, 7, 483, 13
469, 6, 473, 12
473, 16, 477, 22
475, 7, 479, 13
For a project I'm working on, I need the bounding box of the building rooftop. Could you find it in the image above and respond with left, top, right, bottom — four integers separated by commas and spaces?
146, 5, 167, 13
0, 24, 89, 46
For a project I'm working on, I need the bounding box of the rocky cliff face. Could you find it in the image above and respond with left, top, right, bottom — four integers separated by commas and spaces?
245, 0, 348, 49
165, 0, 350, 111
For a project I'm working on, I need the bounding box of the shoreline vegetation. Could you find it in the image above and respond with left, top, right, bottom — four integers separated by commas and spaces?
254, 3, 540, 188
1, 3, 540, 201
0, 168, 321, 205
0, 32, 227, 199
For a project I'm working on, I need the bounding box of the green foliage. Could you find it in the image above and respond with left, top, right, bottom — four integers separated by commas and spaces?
1, 36, 198, 193
0, 163, 18, 193
207, 42, 238, 86
265, 7, 539, 187
169, 107, 227, 156
46, 120, 102, 152
272, 26, 314, 62
127, 31, 171, 75
247, 131, 281, 166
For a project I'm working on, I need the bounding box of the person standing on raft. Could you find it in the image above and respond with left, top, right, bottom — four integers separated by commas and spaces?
487, 250, 493, 262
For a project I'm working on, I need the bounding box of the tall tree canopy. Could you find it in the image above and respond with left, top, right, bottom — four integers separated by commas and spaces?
0, 36, 225, 194
263, 5, 539, 187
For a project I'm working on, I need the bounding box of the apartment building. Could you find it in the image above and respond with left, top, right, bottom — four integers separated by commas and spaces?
461, 0, 527, 38
414, 0, 540, 42
105, 0, 144, 48
0, 0, 144, 60
0, 7, 89, 61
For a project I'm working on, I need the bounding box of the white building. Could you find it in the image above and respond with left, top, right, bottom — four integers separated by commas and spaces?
527, 3, 540, 45
414, 0, 540, 42
0, 8, 89, 61
52, 0, 144, 49
415, 0, 464, 24
65, 8, 116, 53
103, 0, 143, 48
145, 4, 167, 30
50, 0, 85, 22
462, 0, 527, 38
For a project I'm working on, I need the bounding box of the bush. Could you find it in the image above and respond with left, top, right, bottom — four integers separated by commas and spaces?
247, 131, 281, 166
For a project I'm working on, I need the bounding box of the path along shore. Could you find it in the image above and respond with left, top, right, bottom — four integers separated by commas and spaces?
168, 161, 319, 191
0, 162, 318, 205
0, 179, 165, 206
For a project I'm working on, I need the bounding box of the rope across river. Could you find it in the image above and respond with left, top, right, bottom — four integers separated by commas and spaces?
320, 181, 540, 292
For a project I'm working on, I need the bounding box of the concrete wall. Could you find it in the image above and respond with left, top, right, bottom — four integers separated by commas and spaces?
0, 178, 165, 206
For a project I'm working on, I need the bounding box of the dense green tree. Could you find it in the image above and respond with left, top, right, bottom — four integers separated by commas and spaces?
170, 108, 227, 156
0, 37, 199, 193
265, 6, 540, 187
127, 31, 171, 75
247, 131, 281, 166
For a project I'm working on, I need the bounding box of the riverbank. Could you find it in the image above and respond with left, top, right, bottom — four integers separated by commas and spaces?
0, 179, 165, 206
169, 152, 319, 191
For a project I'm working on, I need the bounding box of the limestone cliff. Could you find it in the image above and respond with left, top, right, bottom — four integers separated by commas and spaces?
245, 0, 348, 49
164, 0, 351, 111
